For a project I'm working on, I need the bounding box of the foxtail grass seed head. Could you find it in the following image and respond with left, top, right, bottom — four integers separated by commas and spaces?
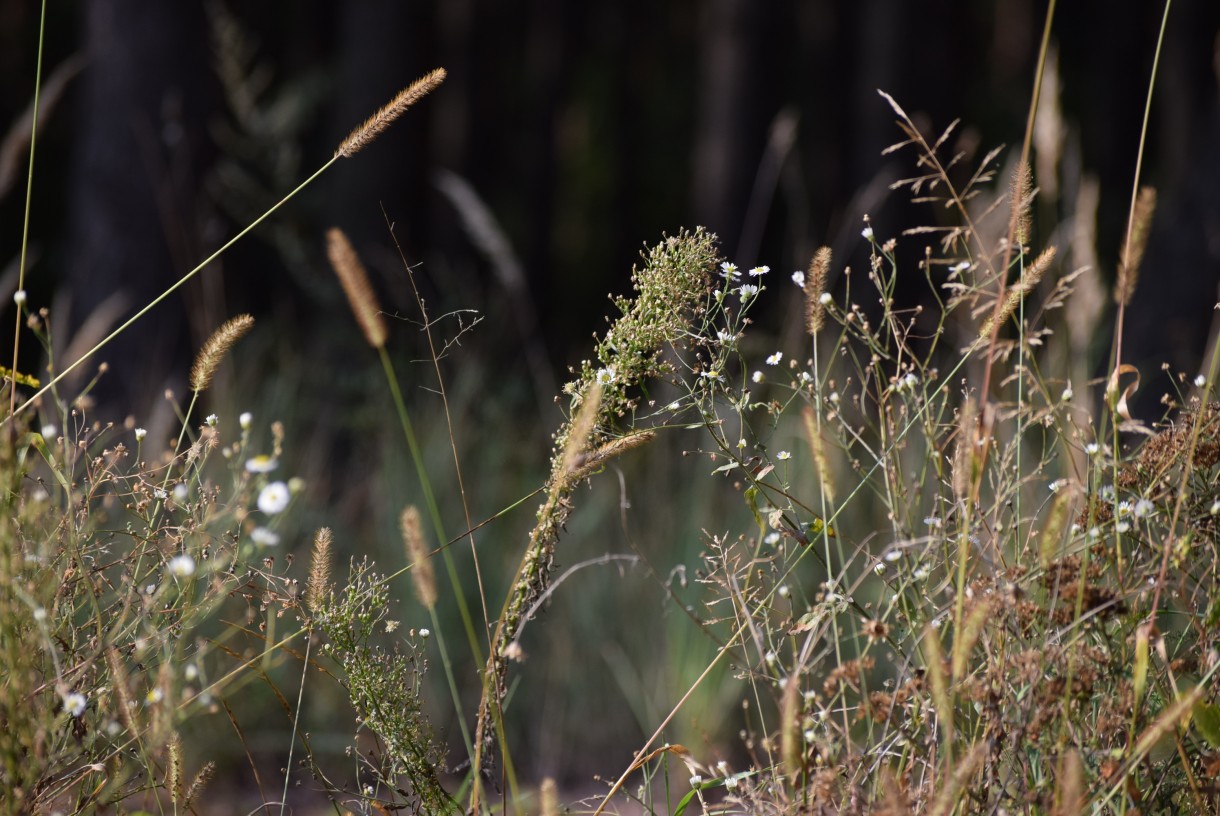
567, 430, 655, 484
326, 227, 387, 348
1115, 186, 1157, 306
189, 314, 254, 392
336, 67, 446, 158
804, 247, 831, 335
559, 381, 603, 485
1008, 160, 1034, 246
781, 672, 802, 786
978, 246, 1055, 338
184, 761, 216, 808
540, 778, 559, 816
401, 505, 436, 610
307, 527, 333, 613
168, 732, 184, 805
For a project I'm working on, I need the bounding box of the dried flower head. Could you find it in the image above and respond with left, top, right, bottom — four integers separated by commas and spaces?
336, 67, 447, 158
805, 246, 831, 335
401, 505, 437, 610
1115, 186, 1156, 306
326, 227, 387, 349
307, 527, 333, 613
189, 314, 254, 392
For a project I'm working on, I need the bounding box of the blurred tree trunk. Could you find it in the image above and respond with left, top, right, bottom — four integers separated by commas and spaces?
62, 0, 212, 412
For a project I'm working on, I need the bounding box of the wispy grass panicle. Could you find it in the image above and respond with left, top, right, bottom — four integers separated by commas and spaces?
336, 67, 447, 158
401, 505, 437, 611
307, 527, 333, 613
326, 227, 388, 348
804, 247, 831, 335
1115, 185, 1156, 306
189, 313, 254, 392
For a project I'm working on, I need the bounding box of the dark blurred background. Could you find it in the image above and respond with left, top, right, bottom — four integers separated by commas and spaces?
2, 0, 1220, 795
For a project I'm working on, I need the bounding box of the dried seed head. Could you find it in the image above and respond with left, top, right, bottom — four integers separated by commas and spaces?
336, 67, 447, 158
307, 527, 333, 613
558, 381, 603, 486
780, 671, 803, 786
540, 778, 559, 816
1115, 186, 1156, 306
189, 314, 254, 392
401, 505, 437, 610
326, 228, 387, 348
168, 732, 184, 805
978, 246, 1055, 338
184, 761, 216, 808
805, 246, 831, 335
566, 430, 655, 484
1008, 160, 1034, 246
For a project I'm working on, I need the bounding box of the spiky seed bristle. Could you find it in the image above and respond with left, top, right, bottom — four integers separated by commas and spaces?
336, 67, 447, 158
805, 246, 831, 335
189, 314, 254, 392
401, 506, 437, 610
326, 228, 388, 349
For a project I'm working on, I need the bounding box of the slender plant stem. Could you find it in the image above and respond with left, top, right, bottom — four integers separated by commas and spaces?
7, 156, 339, 425
7, 0, 47, 425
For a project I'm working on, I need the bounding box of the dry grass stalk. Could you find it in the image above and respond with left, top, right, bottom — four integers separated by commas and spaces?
326, 228, 387, 349
951, 398, 977, 503
189, 314, 254, 392
978, 246, 1055, 338
1115, 186, 1157, 306
802, 405, 835, 506
105, 646, 136, 737
804, 247, 831, 335
336, 67, 447, 158
401, 505, 436, 610
307, 527, 333, 613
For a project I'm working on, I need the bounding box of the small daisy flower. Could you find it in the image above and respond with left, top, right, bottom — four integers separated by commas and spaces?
766, 351, 782, 366
167, 554, 195, 578
172, 483, 188, 502
700, 369, 724, 383
40, 424, 56, 439
885, 549, 903, 562
239, 412, 253, 430
33, 607, 47, 622
924, 515, 943, 529
1210, 499, 1220, 515
145, 688, 164, 706
736, 438, 747, 449
819, 291, 832, 306
1085, 442, 1100, 456
251, 527, 281, 546
752, 370, 764, 384
1061, 383, 1074, 401
719, 262, 740, 281
1134, 499, 1154, 518
62, 691, 87, 718
874, 562, 886, 576
950, 260, 971, 274
1195, 374, 1207, 388
690, 775, 703, 787
154, 488, 168, 501
791, 270, 805, 287
764, 651, 777, 666
724, 774, 740, 791
13, 290, 27, 305
777, 585, 790, 598
184, 664, 199, 681
799, 371, 813, 384
245, 454, 278, 474
738, 283, 759, 300
902, 372, 919, 390
749, 265, 769, 277
205, 414, 219, 427
419, 628, 431, 638
776, 450, 791, 461
595, 367, 616, 386
764, 532, 780, 545
862, 225, 874, 241
258, 481, 291, 514
134, 428, 147, 442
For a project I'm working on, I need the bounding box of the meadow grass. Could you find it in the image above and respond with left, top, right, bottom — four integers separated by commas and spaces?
4, 5, 1220, 814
